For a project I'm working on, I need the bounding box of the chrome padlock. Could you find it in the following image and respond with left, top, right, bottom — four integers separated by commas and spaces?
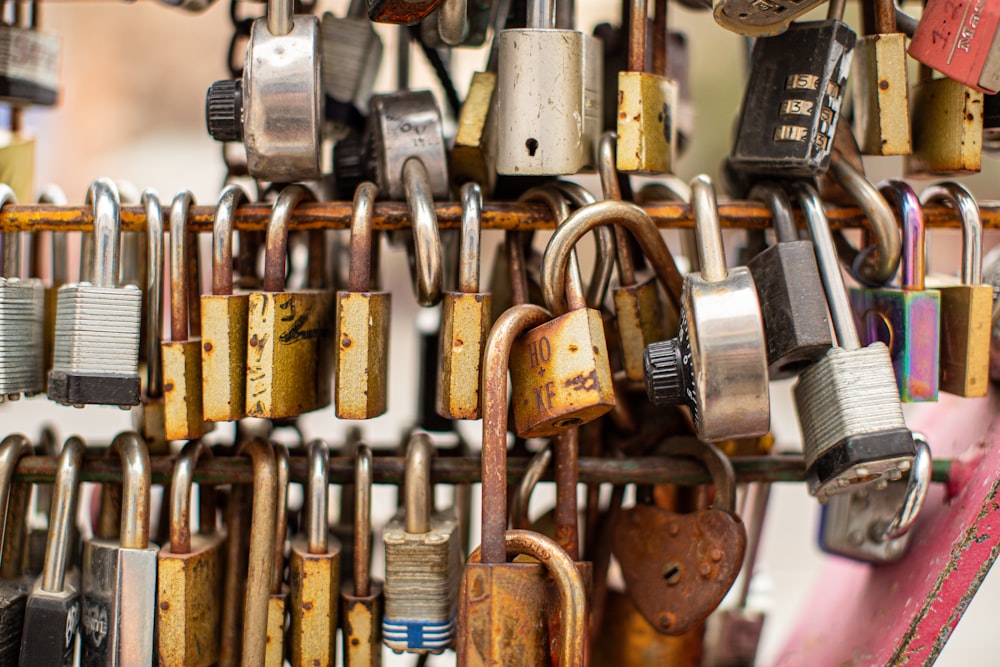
790, 183, 915, 501
495, 0, 602, 175
644, 175, 770, 442
849, 181, 940, 402
366, 90, 449, 200
0, 2, 60, 107
49, 179, 142, 408
206, 0, 322, 182
321, 0, 383, 113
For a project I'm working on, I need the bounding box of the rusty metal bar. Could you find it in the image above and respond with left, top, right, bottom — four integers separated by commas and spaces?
3, 201, 1000, 232
8, 453, 953, 486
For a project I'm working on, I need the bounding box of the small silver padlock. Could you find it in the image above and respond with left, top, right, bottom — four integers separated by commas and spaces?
367, 90, 450, 200
0, 1, 60, 107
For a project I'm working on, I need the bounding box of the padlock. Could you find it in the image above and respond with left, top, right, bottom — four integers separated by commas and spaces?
909, 0, 1000, 94
341, 442, 383, 667
789, 182, 915, 501
645, 175, 770, 442
49, 179, 142, 407
852, 0, 911, 156
246, 185, 332, 419
746, 182, 832, 379
0, 186, 44, 400
266, 444, 290, 667
849, 180, 941, 402
81, 431, 157, 666
162, 190, 209, 441
367, 0, 443, 24
383, 433, 462, 654
321, 0, 383, 112
18, 435, 82, 666
820, 435, 932, 563
336, 181, 390, 419
0, 1, 60, 107
21, 426, 61, 578
437, 182, 492, 419
0, 434, 34, 663
35, 186, 67, 375
402, 158, 446, 307
289, 440, 342, 666
205, 0, 322, 181
156, 440, 226, 667
728, 12, 856, 178
201, 184, 251, 423
616, 0, 677, 174
712, 0, 825, 36
922, 182, 993, 397
613, 438, 746, 635
495, 0, 602, 176
451, 70, 499, 196
904, 65, 984, 177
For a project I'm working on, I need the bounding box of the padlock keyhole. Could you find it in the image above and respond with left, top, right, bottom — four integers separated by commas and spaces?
525, 138, 539, 156
662, 562, 682, 585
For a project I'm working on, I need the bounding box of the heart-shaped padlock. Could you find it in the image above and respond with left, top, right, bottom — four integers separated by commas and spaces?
612, 438, 747, 635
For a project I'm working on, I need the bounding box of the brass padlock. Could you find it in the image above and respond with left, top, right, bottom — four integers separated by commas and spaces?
450, 70, 498, 196
134, 189, 168, 453
905, 65, 984, 177
852, 0, 911, 156
335, 181, 390, 419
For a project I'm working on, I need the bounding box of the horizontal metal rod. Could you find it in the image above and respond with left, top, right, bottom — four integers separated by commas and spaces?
2, 201, 999, 232
8, 454, 953, 486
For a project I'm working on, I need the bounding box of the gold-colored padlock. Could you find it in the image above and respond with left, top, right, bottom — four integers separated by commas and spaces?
852, 0, 911, 156
335, 182, 390, 419
0, 131, 35, 202
450, 70, 498, 196
134, 190, 167, 453
905, 65, 983, 177
437, 181, 492, 420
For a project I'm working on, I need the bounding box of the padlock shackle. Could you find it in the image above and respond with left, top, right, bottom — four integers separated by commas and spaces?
169, 190, 197, 342
878, 180, 925, 291
271, 443, 290, 593
86, 178, 122, 289
458, 182, 483, 294
347, 181, 378, 293
403, 158, 444, 306
480, 304, 552, 564
40, 436, 83, 594
521, 186, 588, 313
268, 0, 293, 36
551, 181, 617, 310
212, 184, 249, 296
541, 199, 684, 316
0, 434, 32, 579
599, 133, 639, 287
871, 434, 931, 542
662, 437, 737, 514
505, 231, 532, 307
512, 445, 551, 529
306, 439, 330, 554
404, 432, 434, 534
869, 0, 896, 35
169, 439, 210, 555
37, 185, 68, 284
141, 190, 165, 399
627, 0, 648, 73
109, 431, 152, 550
526, 0, 554, 30
0, 186, 17, 279
748, 182, 797, 245
353, 442, 373, 597
263, 184, 315, 293
690, 175, 728, 283
921, 182, 982, 286
467, 530, 588, 667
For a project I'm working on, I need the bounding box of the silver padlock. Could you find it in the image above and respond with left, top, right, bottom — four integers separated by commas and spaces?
495, 0, 602, 175
0, 185, 45, 401
206, 0, 322, 181
49, 179, 142, 408
321, 0, 383, 112
367, 90, 449, 200
644, 175, 770, 442
0, 1, 60, 107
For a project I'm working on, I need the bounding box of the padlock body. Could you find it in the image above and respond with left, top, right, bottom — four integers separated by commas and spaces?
938, 284, 992, 397
156, 534, 226, 667
496, 28, 602, 176
593, 590, 705, 667
289, 535, 341, 667
909, 0, 1000, 94
819, 477, 914, 562
712, 0, 826, 37
368, 91, 450, 199
510, 307, 615, 438
0, 26, 59, 106
335, 290, 390, 419
266, 590, 287, 667
200, 293, 249, 422
852, 33, 911, 156
614, 278, 667, 382
905, 78, 983, 177
437, 290, 491, 420
134, 398, 167, 455
450, 71, 498, 195
704, 607, 764, 667
0, 579, 29, 663
616, 71, 678, 174
320, 14, 383, 110
162, 339, 208, 441
19, 581, 79, 666
341, 582, 383, 667
0, 277, 44, 396
748, 241, 832, 379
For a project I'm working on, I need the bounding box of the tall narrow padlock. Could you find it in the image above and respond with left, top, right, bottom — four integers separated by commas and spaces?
336, 182, 390, 419
246, 185, 332, 419
746, 182, 832, 379
321, 0, 383, 112
81, 432, 157, 666
909, 0, 1000, 94
495, 0, 602, 175
852, 0, 911, 155
19, 436, 82, 666
49, 179, 142, 407
156, 441, 226, 667
437, 182, 492, 419
645, 176, 770, 442
728, 13, 856, 178
289, 440, 342, 666
265, 444, 290, 667
383, 433, 462, 654
904, 65, 984, 177
132, 191, 167, 452
0, 186, 44, 400
0, 3, 60, 107
201, 185, 251, 422
205, 0, 322, 181
922, 182, 993, 397
0, 434, 34, 662
616, 0, 678, 174
341, 442, 383, 667
163, 191, 209, 440
789, 183, 915, 501
849, 181, 941, 402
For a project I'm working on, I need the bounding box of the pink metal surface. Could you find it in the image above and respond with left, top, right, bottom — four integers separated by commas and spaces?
775, 390, 1000, 666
